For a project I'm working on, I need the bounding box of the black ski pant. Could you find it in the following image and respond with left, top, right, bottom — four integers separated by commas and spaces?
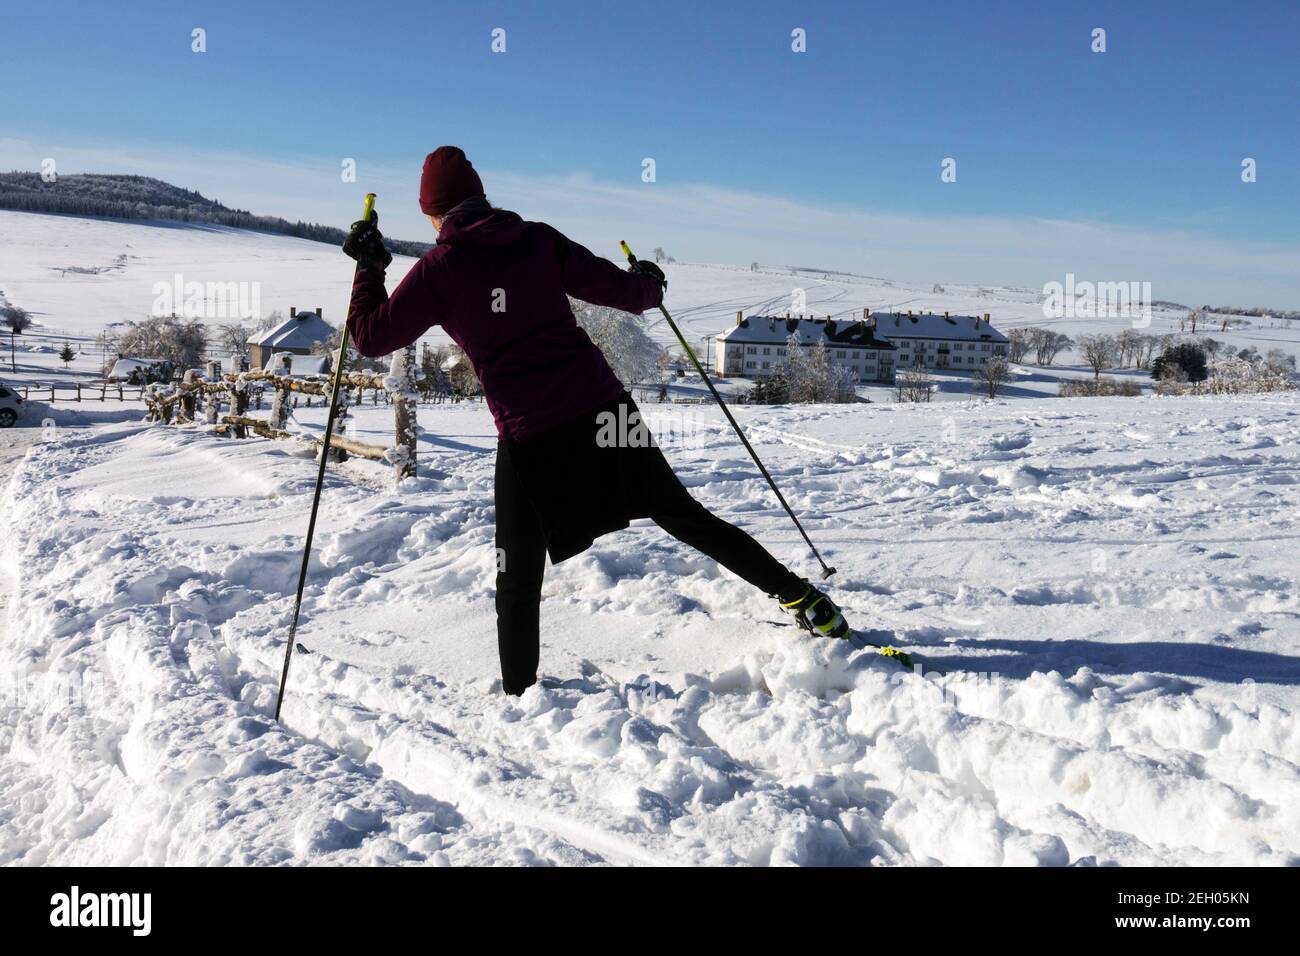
494, 444, 800, 696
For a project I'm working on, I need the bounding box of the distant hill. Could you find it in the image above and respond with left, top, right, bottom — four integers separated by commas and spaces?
0, 171, 434, 258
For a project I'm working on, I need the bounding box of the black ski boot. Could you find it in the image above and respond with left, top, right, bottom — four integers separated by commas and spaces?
778, 580, 850, 639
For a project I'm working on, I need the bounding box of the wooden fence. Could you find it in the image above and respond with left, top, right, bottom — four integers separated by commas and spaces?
143, 346, 420, 480
18, 382, 149, 402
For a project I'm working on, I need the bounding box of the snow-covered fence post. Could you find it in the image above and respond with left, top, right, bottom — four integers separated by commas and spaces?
387, 345, 419, 481
180, 370, 198, 422
205, 362, 220, 425
270, 379, 290, 430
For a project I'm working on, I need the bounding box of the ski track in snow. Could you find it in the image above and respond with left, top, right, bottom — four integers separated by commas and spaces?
2, 395, 1300, 866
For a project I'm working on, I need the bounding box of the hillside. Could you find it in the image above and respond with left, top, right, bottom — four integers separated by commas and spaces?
0, 172, 433, 258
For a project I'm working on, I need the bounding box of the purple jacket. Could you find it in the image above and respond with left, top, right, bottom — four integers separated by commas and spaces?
347, 203, 664, 441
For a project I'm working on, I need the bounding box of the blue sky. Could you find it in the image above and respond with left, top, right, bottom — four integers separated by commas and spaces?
3, 0, 1298, 306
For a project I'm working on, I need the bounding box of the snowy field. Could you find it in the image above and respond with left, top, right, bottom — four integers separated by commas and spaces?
4, 209, 1300, 405
2, 391, 1298, 866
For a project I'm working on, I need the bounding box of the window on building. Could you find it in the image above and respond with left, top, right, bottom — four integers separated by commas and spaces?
746, 346, 757, 354
763, 347, 771, 355
981, 343, 990, 351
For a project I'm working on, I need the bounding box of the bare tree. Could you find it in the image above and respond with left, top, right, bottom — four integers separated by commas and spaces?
1006, 327, 1032, 364
972, 356, 1010, 398
1033, 329, 1072, 366
1078, 334, 1115, 378
254, 310, 283, 334
895, 366, 934, 403
1115, 329, 1142, 367
217, 323, 251, 358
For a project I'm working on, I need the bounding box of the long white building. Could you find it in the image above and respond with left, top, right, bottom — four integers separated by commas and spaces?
714, 309, 1008, 381
714, 313, 897, 382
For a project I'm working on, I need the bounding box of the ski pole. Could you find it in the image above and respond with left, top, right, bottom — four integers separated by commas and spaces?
620, 241, 837, 580
274, 192, 376, 722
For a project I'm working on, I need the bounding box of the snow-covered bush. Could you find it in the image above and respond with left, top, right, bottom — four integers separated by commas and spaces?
1058, 376, 1141, 397
1158, 355, 1298, 395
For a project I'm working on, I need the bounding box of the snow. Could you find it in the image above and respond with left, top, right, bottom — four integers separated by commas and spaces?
1, 210, 1298, 866
106, 357, 164, 381
263, 351, 328, 376
3, 390, 1298, 865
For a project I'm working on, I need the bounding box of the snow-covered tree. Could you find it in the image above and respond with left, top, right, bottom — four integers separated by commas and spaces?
59, 343, 76, 367
1, 305, 32, 335
110, 316, 208, 369
569, 298, 663, 387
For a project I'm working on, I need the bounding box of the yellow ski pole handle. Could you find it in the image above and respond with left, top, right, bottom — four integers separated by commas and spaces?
362, 191, 376, 223
621, 240, 701, 365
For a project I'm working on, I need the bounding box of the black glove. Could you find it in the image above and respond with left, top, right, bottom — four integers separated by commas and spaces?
628, 258, 667, 292
343, 211, 393, 272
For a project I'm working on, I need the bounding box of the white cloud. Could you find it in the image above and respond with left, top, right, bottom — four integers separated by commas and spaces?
3, 135, 1296, 308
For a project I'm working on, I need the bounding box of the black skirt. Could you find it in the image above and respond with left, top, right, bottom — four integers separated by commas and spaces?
498, 392, 683, 564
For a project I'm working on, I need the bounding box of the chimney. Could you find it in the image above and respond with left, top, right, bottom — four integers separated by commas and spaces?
984, 312, 990, 322
863, 307, 870, 320
289, 306, 297, 318
736, 311, 743, 326
944, 311, 949, 319
316, 307, 323, 318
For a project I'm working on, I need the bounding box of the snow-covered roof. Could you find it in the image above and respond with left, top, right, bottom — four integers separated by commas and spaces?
254, 312, 334, 349
262, 351, 329, 376
871, 311, 1008, 343
107, 357, 166, 380
716, 316, 896, 350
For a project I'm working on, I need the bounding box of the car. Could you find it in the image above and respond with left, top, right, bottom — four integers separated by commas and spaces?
0, 383, 25, 427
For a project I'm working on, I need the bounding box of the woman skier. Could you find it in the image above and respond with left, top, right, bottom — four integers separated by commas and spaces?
343, 146, 851, 695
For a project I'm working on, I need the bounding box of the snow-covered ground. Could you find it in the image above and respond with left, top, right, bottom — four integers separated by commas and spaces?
3, 391, 1298, 865
2, 211, 1298, 866
4, 209, 1299, 404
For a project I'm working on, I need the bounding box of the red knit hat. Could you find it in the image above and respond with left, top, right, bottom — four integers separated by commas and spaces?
419, 146, 485, 216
